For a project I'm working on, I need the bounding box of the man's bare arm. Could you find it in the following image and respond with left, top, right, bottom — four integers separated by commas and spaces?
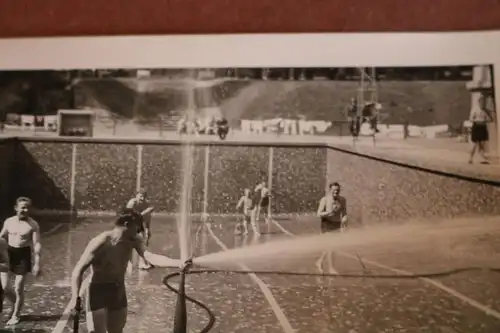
236, 196, 244, 209
134, 237, 181, 268
140, 206, 154, 216
141, 204, 154, 243
71, 234, 105, 299
31, 221, 42, 269
340, 197, 348, 224
317, 198, 329, 217
0, 220, 9, 239
0, 240, 8, 272
142, 217, 152, 245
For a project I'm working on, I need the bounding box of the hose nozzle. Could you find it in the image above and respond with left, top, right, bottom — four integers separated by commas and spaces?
181, 258, 193, 273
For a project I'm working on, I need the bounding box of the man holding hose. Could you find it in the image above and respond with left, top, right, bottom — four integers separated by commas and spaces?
316, 182, 348, 274
70, 209, 184, 333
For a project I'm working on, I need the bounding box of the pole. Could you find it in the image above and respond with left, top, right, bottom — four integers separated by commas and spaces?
202, 145, 210, 221
267, 147, 274, 219
489, 64, 499, 159
66, 143, 77, 284
136, 145, 143, 192
70, 143, 77, 211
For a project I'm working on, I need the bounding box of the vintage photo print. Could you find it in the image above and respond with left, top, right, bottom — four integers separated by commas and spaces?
0, 32, 499, 333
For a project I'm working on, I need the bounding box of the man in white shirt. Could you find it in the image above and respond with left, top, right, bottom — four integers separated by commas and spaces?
469, 94, 494, 164
0, 197, 42, 325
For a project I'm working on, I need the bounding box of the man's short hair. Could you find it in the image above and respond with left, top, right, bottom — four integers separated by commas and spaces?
16, 197, 32, 206
116, 208, 142, 227
329, 182, 340, 189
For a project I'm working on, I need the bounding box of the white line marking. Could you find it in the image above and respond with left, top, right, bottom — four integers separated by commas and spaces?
271, 219, 500, 321
51, 275, 91, 333
271, 220, 294, 237
271, 220, 339, 274
41, 223, 65, 236
206, 223, 295, 333
33, 281, 71, 288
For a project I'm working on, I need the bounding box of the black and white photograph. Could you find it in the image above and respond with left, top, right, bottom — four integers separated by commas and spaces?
0, 34, 499, 333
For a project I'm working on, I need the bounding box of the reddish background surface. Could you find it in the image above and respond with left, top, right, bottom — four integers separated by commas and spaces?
0, 0, 499, 37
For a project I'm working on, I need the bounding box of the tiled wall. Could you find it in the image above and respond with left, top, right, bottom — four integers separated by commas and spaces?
327, 148, 500, 225
10, 139, 327, 215
3, 138, 499, 225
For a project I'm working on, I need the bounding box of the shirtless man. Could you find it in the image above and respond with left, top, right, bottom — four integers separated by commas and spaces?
125, 189, 154, 270
315, 182, 348, 274
0, 197, 42, 325
252, 181, 271, 228
70, 209, 183, 333
235, 188, 253, 236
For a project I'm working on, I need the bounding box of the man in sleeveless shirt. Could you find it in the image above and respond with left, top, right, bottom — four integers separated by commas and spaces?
125, 189, 154, 270
70, 209, 183, 333
315, 182, 348, 274
0, 197, 42, 325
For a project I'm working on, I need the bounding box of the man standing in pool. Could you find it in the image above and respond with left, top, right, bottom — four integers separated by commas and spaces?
253, 181, 271, 226
0, 197, 42, 326
70, 209, 184, 333
315, 182, 348, 274
126, 189, 154, 270
235, 188, 253, 236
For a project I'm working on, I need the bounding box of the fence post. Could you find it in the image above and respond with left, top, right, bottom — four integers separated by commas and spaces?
267, 147, 274, 218
136, 145, 143, 192
70, 143, 77, 211
202, 145, 210, 220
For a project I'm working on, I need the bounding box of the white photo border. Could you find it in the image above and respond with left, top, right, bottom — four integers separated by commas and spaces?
0, 31, 499, 121
1, 32, 499, 68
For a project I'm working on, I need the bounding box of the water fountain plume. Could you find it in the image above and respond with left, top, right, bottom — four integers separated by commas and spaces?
178, 71, 198, 263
